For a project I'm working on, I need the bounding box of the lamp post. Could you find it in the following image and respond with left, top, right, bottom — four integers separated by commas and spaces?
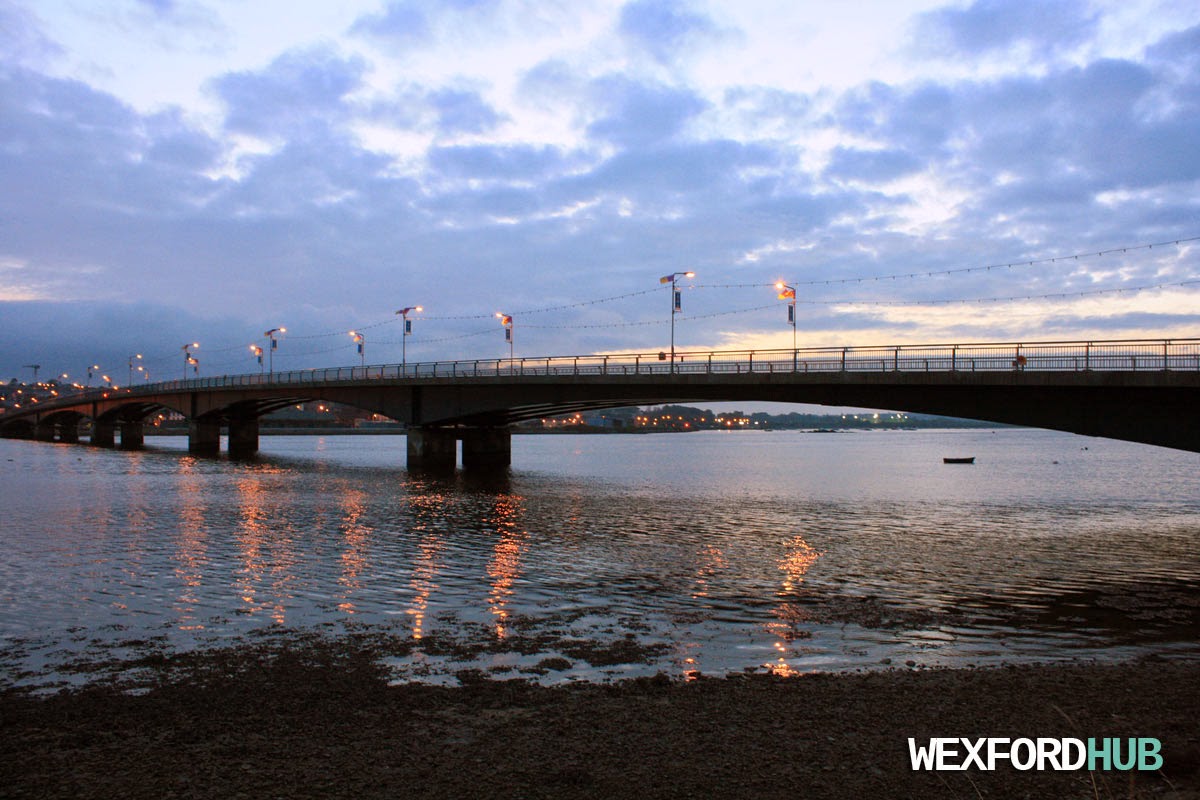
395, 306, 423, 370
127, 354, 142, 386
182, 343, 199, 379
496, 313, 514, 363
776, 281, 797, 370
250, 344, 264, 374
264, 327, 285, 377
349, 331, 365, 367
87, 364, 100, 387
659, 271, 695, 372
22, 364, 40, 383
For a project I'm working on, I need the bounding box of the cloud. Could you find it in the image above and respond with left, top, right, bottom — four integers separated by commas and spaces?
0, 2, 63, 68
617, 0, 728, 65
426, 143, 577, 181
349, 1, 430, 47
824, 146, 923, 184
210, 46, 368, 137
913, 0, 1100, 59
427, 87, 505, 136
584, 77, 708, 148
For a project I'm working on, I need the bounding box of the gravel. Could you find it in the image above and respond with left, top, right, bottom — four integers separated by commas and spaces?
2, 634, 1197, 799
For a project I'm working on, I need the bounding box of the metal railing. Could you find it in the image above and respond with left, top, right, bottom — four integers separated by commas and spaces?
13, 337, 1200, 411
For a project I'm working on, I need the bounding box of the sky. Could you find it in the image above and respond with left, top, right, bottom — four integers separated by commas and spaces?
1, 0, 1199, 384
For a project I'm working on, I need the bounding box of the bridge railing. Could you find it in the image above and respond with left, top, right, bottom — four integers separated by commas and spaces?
23, 337, 1200, 407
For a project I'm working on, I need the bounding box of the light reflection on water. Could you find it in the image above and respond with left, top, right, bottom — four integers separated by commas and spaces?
0, 428, 1198, 686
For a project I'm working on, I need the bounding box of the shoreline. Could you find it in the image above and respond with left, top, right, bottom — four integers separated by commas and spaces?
2, 635, 1197, 799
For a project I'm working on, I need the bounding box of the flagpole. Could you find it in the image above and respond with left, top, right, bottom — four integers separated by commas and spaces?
776, 282, 797, 371
661, 271, 695, 374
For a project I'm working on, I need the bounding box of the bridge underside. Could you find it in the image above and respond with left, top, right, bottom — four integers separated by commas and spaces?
3, 371, 1198, 468
350, 373, 1200, 455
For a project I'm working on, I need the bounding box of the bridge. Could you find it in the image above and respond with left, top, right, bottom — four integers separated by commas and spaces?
2, 337, 1199, 469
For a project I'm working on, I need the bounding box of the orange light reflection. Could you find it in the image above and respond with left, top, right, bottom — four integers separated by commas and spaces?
485, 494, 528, 639
234, 468, 296, 625
173, 459, 208, 631
336, 487, 371, 615
764, 534, 822, 676
406, 493, 448, 640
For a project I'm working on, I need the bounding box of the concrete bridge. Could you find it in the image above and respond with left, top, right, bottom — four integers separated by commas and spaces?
3, 338, 1199, 469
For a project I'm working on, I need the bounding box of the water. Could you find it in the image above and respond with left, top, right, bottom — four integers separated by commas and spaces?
1, 428, 1198, 687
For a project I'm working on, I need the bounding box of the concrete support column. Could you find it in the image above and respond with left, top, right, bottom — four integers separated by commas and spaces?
188, 418, 221, 456
91, 421, 116, 447
461, 427, 512, 471
35, 422, 56, 442
228, 417, 260, 458
119, 420, 144, 450
59, 423, 80, 443
406, 427, 457, 471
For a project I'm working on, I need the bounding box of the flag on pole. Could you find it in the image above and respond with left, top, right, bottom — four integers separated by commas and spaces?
778, 288, 795, 300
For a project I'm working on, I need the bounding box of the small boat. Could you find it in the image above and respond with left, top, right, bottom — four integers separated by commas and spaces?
943, 456, 975, 464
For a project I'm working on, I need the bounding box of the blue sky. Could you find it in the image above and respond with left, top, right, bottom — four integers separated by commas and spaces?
1, 0, 1198, 383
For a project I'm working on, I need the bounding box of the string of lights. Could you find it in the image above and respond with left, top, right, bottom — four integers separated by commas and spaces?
422, 288, 661, 321
696, 236, 1200, 289
509, 278, 1200, 330
368, 328, 496, 345
811, 278, 1200, 307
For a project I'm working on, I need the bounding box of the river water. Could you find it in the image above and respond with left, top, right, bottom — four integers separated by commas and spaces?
1, 428, 1197, 687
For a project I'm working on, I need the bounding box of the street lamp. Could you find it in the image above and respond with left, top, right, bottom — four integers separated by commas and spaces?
127, 353, 142, 386
496, 313, 514, 362
349, 331, 365, 367
395, 306, 423, 370
87, 364, 100, 387
264, 327, 285, 376
182, 343, 199, 379
250, 344, 264, 374
776, 281, 797, 370
659, 271, 695, 372
22, 364, 40, 383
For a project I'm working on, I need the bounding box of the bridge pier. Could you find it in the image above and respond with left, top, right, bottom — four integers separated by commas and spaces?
91, 421, 116, 447
461, 427, 512, 471
35, 422, 56, 442
188, 419, 221, 456
58, 421, 80, 443
405, 426, 512, 471
119, 420, 144, 450
228, 418, 259, 458
406, 427, 457, 471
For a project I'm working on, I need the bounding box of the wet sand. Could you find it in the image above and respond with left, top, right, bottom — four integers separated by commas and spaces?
2, 636, 1198, 799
